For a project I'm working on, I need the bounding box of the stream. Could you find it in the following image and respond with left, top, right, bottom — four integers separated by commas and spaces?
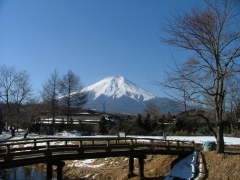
2, 167, 57, 180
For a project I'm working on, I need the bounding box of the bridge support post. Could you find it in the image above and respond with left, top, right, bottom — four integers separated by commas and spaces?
47, 162, 53, 180
138, 155, 146, 180
128, 156, 134, 178
56, 161, 65, 180
46, 160, 65, 180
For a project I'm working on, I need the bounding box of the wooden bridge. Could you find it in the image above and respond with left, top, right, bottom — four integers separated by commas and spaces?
0, 136, 195, 180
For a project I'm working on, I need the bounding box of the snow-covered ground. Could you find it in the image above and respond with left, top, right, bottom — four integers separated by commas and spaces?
2, 131, 240, 146
1, 131, 240, 180
129, 135, 240, 146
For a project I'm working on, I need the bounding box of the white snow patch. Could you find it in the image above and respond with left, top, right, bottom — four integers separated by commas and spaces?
165, 152, 194, 180
84, 173, 91, 178
129, 135, 240, 146
67, 159, 104, 168
92, 173, 98, 179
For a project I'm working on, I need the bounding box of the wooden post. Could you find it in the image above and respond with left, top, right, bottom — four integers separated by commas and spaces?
166, 140, 169, 150
45, 141, 52, 157
46, 141, 50, 150
78, 140, 82, 147
34, 139, 37, 148
106, 140, 111, 152
6, 144, 10, 154
4, 144, 12, 161
56, 161, 65, 180
130, 139, 134, 150
138, 156, 144, 180
128, 157, 134, 178
47, 162, 52, 180
107, 140, 110, 146
78, 140, 84, 153
177, 140, 180, 147
130, 139, 133, 145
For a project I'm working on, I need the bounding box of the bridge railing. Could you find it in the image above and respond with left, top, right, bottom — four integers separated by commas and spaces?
0, 137, 194, 162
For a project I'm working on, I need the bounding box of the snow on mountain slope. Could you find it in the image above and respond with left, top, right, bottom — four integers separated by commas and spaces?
83, 76, 156, 101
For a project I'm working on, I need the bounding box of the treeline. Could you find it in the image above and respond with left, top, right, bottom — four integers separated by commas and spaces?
0, 64, 87, 134
106, 113, 174, 136
0, 64, 240, 137
99, 108, 240, 137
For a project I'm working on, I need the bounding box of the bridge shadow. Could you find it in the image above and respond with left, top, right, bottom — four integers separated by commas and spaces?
128, 173, 166, 180
63, 175, 167, 180
145, 177, 166, 180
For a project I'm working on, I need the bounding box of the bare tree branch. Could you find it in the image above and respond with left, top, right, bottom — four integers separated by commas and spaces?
158, 0, 240, 153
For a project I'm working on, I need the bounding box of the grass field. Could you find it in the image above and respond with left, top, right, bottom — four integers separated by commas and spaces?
198, 151, 240, 180
30, 150, 240, 180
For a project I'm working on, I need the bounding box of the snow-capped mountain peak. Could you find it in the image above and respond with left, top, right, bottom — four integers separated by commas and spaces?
83, 76, 156, 101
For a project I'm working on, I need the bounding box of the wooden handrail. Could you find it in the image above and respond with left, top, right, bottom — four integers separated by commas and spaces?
0, 136, 195, 143
0, 137, 194, 164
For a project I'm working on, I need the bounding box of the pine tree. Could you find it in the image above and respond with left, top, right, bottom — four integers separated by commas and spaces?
99, 116, 108, 135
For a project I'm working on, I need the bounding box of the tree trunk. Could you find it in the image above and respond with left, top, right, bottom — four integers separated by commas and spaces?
0, 110, 2, 135
216, 122, 225, 153
0, 121, 3, 135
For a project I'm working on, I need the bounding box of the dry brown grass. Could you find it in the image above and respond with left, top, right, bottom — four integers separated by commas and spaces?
27, 155, 178, 180
29, 150, 240, 180
60, 155, 178, 180
199, 151, 240, 180
129, 155, 179, 180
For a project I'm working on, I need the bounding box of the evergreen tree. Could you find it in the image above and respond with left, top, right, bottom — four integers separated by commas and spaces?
137, 114, 143, 128
99, 116, 108, 135
144, 114, 152, 132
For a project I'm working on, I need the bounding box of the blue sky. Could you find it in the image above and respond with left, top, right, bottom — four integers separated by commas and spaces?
1, 0, 205, 97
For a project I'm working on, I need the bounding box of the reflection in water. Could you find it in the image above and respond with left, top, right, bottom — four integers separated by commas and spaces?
4, 167, 57, 180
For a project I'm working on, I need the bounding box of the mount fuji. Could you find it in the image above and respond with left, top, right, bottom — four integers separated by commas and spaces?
82, 76, 179, 114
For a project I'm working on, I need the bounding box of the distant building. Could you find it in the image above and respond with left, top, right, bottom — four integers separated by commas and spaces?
39, 110, 123, 134
40, 110, 122, 125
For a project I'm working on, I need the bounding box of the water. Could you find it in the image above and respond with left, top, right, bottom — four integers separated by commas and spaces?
3, 167, 57, 180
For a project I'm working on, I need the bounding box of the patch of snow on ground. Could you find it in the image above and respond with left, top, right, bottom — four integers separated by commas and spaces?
67, 159, 104, 168
92, 173, 98, 179
164, 152, 195, 180
129, 135, 240, 145
197, 159, 204, 179
84, 173, 91, 178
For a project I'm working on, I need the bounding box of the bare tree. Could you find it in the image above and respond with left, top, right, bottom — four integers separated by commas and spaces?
224, 76, 240, 130
59, 70, 88, 125
159, 0, 240, 153
0, 64, 32, 131
23, 98, 42, 131
143, 103, 162, 118
41, 69, 60, 124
